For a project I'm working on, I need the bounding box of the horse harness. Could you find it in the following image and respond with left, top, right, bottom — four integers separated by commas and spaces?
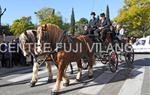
32, 31, 71, 68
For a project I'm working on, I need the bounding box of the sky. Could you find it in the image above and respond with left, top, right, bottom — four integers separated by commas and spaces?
0, 0, 124, 24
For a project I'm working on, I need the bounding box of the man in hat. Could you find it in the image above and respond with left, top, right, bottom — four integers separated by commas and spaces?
86, 12, 98, 35
94, 13, 111, 41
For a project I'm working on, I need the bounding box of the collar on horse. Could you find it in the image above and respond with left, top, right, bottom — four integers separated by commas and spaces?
32, 31, 68, 68
31, 51, 58, 67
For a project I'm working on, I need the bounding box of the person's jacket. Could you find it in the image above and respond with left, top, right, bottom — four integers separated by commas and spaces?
96, 18, 111, 29
88, 17, 97, 30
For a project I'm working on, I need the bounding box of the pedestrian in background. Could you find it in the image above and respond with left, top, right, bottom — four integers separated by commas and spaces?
1, 41, 6, 68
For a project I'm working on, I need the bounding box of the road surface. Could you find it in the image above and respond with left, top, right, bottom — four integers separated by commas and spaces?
0, 54, 150, 95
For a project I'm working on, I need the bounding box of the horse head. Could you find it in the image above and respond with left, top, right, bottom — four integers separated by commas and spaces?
36, 23, 64, 54
19, 30, 37, 57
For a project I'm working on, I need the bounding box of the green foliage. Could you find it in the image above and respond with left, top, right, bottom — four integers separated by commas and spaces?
75, 17, 88, 35
62, 23, 70, 31
1, 24, 12, 35
115, 0, 150, 37
77, 18, 88, 25
75, 24, 85, 35
106, 5, 110, 19
10, 16, 34, 36
70, 8, 75, 35
36, 7, 63, 27
106, 5, 111, 25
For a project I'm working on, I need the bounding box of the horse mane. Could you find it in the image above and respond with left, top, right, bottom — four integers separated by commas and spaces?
19, 30, 37, 51
39, 23, 64, 47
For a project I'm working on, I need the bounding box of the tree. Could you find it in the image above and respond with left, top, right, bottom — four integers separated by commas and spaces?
62, 23, 70, 31
78, 18, 88, 25
0, 6, 6, 32
10, 16, 34, 36
70, 8, 75, 35
1, 24, 13, 35
115, 0, 150, 37
106, 5, 111, 25
36, 7, 63, 28
75, 17, 88, 35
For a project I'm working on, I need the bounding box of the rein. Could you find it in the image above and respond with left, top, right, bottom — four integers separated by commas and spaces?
52, 31, 67, 52
31, 52, 58, 67
33, 31, 67, 67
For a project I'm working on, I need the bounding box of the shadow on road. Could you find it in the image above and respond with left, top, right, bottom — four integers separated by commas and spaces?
59, 57, 150, 94
134, 58, 150, 66
0, 57, 149, 95
0, 79, 29, 88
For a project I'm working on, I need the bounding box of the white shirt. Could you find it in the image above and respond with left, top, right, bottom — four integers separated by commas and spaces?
119, 28, 125, 36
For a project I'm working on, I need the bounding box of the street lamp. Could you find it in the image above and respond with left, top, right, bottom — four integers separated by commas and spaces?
0, 6, 6, 34
34, 12, 38, 26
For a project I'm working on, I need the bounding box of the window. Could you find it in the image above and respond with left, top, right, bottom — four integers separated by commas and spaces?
136, 40, 146, 46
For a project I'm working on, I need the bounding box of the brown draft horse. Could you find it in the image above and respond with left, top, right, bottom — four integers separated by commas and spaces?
36, 24, 95, 95
19, 29, 74, 87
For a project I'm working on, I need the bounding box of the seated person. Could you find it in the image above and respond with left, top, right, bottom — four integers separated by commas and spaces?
94, 13, 111, 41
85, 12, 97, 35
115, 23, 126, 42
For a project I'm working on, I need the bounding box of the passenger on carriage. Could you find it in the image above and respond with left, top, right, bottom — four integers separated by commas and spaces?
94, 13, 111, 41
85, 12, 97, 35
113, 23, 126, 42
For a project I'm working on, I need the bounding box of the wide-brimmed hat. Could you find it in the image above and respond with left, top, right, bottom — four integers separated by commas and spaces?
100, 13, 105, 17
91, 12, 96, 16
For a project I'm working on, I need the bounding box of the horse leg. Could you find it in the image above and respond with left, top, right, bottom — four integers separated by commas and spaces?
30, 62, 39, 87
52, 61, 66, 95
46, 61, 53, 83
88, 55, 95, 79
76, 60, 82, 81
88, 65, 93, 79
69, 62, 73, 74
63, 64, 70, 87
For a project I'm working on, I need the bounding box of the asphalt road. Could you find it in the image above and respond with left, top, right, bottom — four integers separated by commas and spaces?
0, 54, 150, 95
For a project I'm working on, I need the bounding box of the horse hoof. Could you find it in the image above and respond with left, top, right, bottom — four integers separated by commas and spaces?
30, 82, 36, 87
51, 91, 59, 95
47, 79, 53, 83
88, 75, 93, 79
63, 82, 69, 87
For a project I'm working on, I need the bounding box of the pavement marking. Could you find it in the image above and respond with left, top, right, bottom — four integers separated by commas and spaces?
7, 61, 107, 89
7, 61, 105, 83
97, 69, 129, 95
48, 76, 77, 89
78, 70, 118, 95
8, 70, 47, 82
47, 63, 105, 90
2, 67, 33, 79
31, 75, 57, 86
8, 66, 57, 82
118, 67, 145, 95
141, 66, 150, 95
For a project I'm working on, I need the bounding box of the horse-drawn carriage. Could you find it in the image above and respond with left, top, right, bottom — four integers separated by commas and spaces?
84, 25, 134, 73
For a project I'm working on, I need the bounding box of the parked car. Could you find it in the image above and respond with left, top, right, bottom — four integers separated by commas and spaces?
132, 36, 150, 53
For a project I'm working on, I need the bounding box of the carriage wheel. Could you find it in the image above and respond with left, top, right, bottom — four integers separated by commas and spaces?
100, 52, 108, 64
108, 52, 118, 73
101, 59, 108, 64
124, 44, 134, 68
100, 42, 108, 64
